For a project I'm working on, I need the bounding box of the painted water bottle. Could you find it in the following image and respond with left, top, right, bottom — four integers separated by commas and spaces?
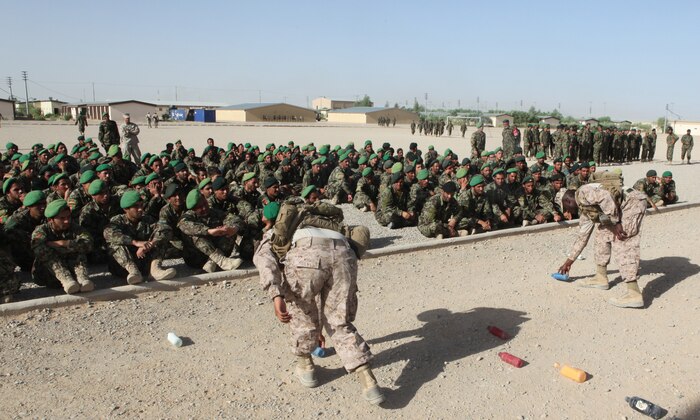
554, 363, 587, 382
625, 396, 668, 419
167, 332, 183, 347
487, 325, 509, 340
498, 352, 525, 368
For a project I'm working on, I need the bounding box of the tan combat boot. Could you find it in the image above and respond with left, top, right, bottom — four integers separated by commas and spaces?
55, 266, 80, 294
202, 259, 218, 273
74, 264, 95, 292
125, 263, 143, 285
578, 264, 610, 290
609, 281, 644, 308
294, 355, 318, 388
150, 259, 176, 281
209, 250, 243, 271
356, 364, 385, 405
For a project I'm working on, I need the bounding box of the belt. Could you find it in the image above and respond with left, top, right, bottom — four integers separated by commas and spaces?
293, 237, 347, 248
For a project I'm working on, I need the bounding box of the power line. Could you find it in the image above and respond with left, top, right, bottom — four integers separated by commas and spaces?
28, 80, 82, 101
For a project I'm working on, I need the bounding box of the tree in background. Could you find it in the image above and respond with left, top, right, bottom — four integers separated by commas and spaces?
353, 95, 374, 107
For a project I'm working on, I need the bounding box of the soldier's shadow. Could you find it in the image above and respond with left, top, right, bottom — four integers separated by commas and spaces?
369, 235, 402, 248
637, 257, 700, 308
368, 307, 529, 409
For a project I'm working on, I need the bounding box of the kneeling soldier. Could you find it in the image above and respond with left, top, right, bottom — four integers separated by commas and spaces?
31, 199, 94, 294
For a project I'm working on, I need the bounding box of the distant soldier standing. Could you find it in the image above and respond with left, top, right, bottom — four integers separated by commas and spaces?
502, 119, 516, 160
471, 122, 486, 159
680, 129, 693, 164
74, 109, 88, 135
410, 120, 416, 135
121, 113, 142, 163
460, 121, 467, 138
666, 127, 679, 163
98, 112, 120, 153
146, 112, 152, 128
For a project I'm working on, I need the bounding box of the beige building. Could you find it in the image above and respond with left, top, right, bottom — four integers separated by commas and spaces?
216, 103, 316, 123
481, 113, 514, 127
0, 98, 15, 120
62, 100, 158, 123
29, 98, 67, 116
667, 120, 700, 136
539, 115, 561, 126
311, 97, 355, 111
327, 107, 419, 124
579, 118, 599, 126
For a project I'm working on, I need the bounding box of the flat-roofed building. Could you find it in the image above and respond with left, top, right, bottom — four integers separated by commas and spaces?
62, 100, 158, 123
311, 97, 355, 111
0, 98, 15, 120
216, 103, 316, 122
327, 107, 419, 124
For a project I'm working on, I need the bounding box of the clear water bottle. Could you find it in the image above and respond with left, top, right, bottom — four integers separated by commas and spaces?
167, 332, 183, 347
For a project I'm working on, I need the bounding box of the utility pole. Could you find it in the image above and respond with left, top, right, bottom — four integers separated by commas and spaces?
92, 82, 96, 102
6, 77, 13, 100
424, 93, 428, 112
476, 96, 480, 112
175, 86, 178, 101
589, 101, 592, 116
663, 104, 668, 133
21, 71, 29, 117
258, 90, 262, 103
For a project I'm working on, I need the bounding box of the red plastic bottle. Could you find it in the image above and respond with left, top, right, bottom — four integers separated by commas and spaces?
498, 352, 525, 368
487, 326, 510, 340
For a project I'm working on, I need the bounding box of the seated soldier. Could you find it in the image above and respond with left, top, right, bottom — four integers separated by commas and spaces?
515, 176, 547, 226
375, 172, 414, 229
178, 189, 243, 272
153, 183, 186, 259
104, 190, 176, 284
0, 178, 24, 223
354, 167, 379, 212
5, 191, 47, 271
79, 179, 122, 263
458, 175, 494, 234
417, 181, 463, 239
633, 169, 662, 207
657, 170, 678, 206
30, 199, 94, 294
0, 229, 19, 303
67, 170, 96, 221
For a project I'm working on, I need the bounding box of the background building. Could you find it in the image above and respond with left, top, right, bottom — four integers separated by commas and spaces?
481, 113, 514, 127
311, 97, 355, 111
63, 100, 157, 122
539, 115, 561, 126
0, 98, 15, 120
667, 120, 700, 136
327, 107, 419, 124
216, 103, 316, 123
579, 118, 599, 126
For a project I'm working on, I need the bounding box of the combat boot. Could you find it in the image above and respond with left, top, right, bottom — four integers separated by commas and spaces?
56, 268, 80, 294
202, 259, 218, 273
579, 264, 609, 290
356, 364, 385, 405
74, 264, 95, 292
209, 250, 242, 271
294, 355, 318, 388
150, 259, 176, 281
125, 263, 143, 285
609, 281, 644, 308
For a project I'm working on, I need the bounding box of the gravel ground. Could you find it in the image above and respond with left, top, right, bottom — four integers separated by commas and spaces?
1, 207, 699, 418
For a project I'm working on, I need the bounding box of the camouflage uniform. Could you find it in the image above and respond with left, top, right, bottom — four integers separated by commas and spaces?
658, 179, 678, 205
0, 230, 18, 300
253, 229, 372, 371
4, 208, 45, 271
485, 183, 515, 228
104, 214, 161, 278
325, 166, 353, 203
471, 130, 486, 159
537, 185, 563, 221
67, 187, 91, 221
375, 184, 411, 227
98, 119, 120, 151
513, 188, 542, 223
593, 129, 604, 164
79, 197, 122, 263
30, 222, 93, 288
354, 175, 379, 210
681, 133, 694, 161
458, 189, 493, 231
0, 196, 22, 224
632, 178, 661, 204
408, 182, 432, 215
177, 207, 242, 268
153, 202, 184, 258
417, 194, 461, 238
666, 133, 678, 162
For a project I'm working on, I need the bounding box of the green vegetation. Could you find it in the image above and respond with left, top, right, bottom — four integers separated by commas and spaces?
353, 95, 374, 107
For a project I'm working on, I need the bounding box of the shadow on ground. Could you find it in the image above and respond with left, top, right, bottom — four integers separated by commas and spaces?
369, 235, 403, 248
368, 307, 529, 409
638, 256, 700, 308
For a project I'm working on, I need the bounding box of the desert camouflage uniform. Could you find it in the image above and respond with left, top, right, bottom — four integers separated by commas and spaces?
417, 194, 461, 238
177, 207, 242, 268
253, 230, 372, 371
30, 222, 93, 288
104, 214, 161, 278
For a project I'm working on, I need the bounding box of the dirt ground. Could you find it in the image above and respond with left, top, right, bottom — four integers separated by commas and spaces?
0, 121, 699, 418
1, 205, 699, 418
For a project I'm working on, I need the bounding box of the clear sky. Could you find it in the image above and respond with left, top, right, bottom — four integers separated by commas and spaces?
3, 0, 699, 121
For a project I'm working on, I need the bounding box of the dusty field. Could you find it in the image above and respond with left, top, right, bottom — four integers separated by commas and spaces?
1, 204, 699, 418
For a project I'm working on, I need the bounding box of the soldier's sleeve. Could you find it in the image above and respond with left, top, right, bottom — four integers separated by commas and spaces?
620, 191, 647, 238
252, 231, 286, 300
379, 188, 401, 218
567, 213, 594, 260
417, 196, 436, 226
66, 226, 93, 253
177, 213, 210, 236
578, 185, 619, 224
98, 124, 105, 141
30, 226, 54, 261
104, 218, 134, 246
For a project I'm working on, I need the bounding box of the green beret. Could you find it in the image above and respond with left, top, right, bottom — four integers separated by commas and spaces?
391, 172, 404, 184
319, 156, 327, 164
318, 146, 329, 155
50, 173, 68, 186
80, 170, 96, 184
96, 163, 111, 172
148, 155, 161, 166
138, 153, 151, 164
311, 158, 322, 166
265, 143, 274, 149
476, 121, 483, 128
522, 176, 534, 184
173, 162, 187, 172
338, 153, 349, 162
108, 145, 120, 157
211, 177, 227, 191
2, 178, 17, 194
382, 154, 392, 162
308, 145, 316, 152
535, 151, 546, 159
145, 173, 161, 184
6, 142, 17, 150
443, 148, 452, 157
646, 170, 657, 177
164, 183, 180, 199
281, 158, 291, 166
529, 165, 541, 173
88, 179, 107, 195
47, 144, 55, 151
417, 169, 429, 180
241, 172, 256, 182
404, 164, 415, 173
514, 156, 526, 163
507, 168, 518, 174
54, 153, 66, 163
10, 153, 21, 161
19, 154, 32, 163
428, 145, 434, 150
492, 166, 506, 176
263, 177, 279, 189
480, 151, 489, 157
469, 174, 485, 187
20, 161, 31, 171
88, 152, 101, 161
662, 171, 672, 177
120, 190, 143, 209
23, 190, 46, 207
44, 199, 68, 218
456, 168, 468, 179
301, 185, 316, 199
169, 159, 180, 168
589, 161, 596, 167
301, 145, 308, 152
131, 176, 146, 186
256, 154, 265, 162
364, 140, 372, 146
369, 153, 378, 160
198, 177, 212, 189
494, 147, 503, 153
362, 167, 373, 177
357, 156, 368, 165
185, 189, 202, 210
333, 145, 341, 152
391, 162, 403, 174
78, 146, 87, 152
263, 202, 281, 221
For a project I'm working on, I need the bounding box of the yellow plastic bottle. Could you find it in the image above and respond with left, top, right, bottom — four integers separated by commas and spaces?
554, 363, 587, 383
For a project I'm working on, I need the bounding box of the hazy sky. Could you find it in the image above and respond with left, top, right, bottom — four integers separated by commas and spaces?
3, 0, 699, 121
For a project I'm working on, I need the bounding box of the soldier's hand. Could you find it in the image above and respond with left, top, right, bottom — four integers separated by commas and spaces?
369, 202, 377, 212
500, 214, 509, 223
611, 223, 628, 240
136, 247, 147, 259
273, 296, 291, 323
553, 213, 562, 222
558, 258, 574, 275
401, 211, 411, 219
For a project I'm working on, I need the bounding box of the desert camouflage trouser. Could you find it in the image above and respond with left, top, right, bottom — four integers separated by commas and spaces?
594, 227, 640, 283
283, 237, 372, 371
